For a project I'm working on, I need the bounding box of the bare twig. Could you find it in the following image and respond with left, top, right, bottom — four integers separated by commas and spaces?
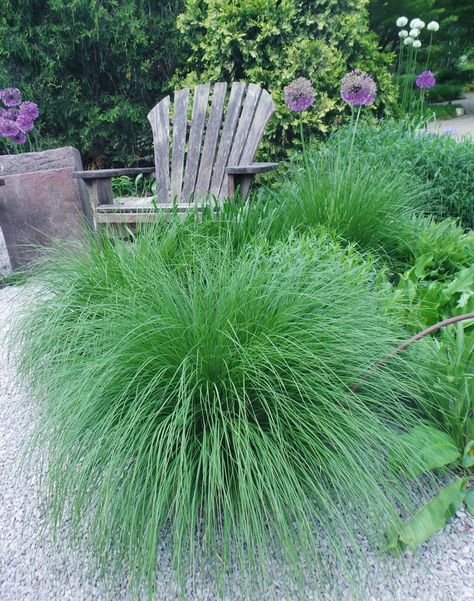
351, 312, 474, 393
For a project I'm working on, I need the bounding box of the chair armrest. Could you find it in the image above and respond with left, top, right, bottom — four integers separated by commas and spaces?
71, 167, 155, 180
226, 162, 278, 175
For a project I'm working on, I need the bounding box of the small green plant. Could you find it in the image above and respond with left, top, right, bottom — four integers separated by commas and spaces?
111, 172, 155, 197
15, 222, 437, 599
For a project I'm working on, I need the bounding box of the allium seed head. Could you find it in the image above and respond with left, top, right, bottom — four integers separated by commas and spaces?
340, 70, 377, 107
17, 113, 35, 133
19, 101, 39, 121
0, 87, 21, 107
284, 77, 314, 112
0, 117, 20, 138
415, 71, 436, 89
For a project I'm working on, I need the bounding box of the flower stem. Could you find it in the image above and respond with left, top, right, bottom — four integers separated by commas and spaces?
299, 116, 308, 172
425, 33, 433, 69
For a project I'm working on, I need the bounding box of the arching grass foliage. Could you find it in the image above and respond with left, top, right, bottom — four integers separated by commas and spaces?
15, 223, 435, 599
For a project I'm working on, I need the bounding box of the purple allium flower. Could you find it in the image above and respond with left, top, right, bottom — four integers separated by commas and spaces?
19, 100, 39, 121
284, 77, 314, 112
17, 112, 35, 133
2, 108, 20, 121
0, 87, 22, 107
340, 70, 377, 106
9, 130, 27, 145
0, 117, 20, 139
415, 71, 436, 89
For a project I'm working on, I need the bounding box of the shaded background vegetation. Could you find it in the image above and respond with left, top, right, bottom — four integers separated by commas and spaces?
0, 0, 184, 166
0, 0, 473, 165
1, 0, 394, 164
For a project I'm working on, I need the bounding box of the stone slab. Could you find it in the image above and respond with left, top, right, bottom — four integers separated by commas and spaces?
0, 147, 91, 270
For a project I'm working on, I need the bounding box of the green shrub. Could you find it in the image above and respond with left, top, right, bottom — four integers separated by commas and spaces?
427, 83, 464, 103
173, 0, 397, 157
437, 66, 474, 85
15, 223, 434, 598
338, 120, 474, 229
0, 0, 183, 165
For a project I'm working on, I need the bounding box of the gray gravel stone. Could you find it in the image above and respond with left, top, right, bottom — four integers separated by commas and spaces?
0, 284, 473, 600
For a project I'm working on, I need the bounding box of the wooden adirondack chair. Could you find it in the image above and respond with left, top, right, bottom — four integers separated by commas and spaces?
72, 82, 278, 224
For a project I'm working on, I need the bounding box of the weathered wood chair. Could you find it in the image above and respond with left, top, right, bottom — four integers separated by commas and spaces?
72, 82, 278, 224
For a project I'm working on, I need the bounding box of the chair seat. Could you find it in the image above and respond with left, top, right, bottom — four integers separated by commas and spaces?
95, 196, 217, 223
96, 196, 197, 213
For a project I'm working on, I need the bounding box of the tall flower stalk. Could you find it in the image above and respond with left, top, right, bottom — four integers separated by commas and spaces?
395, 16, 438, 116
416, 70, 436, 117
284, 77, 315, 168
340, 69, 377, 164
425, 21, 440, 68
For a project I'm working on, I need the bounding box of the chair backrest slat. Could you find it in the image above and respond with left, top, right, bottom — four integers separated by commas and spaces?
208, 82, 246, 199
147, 97, 170, 202
226, 83, 262, 170
147, 82, 274, 203
195, 82, 228, 198
181, 84, 211, 202
240, 88, 275, 164
170, 88, 190, 201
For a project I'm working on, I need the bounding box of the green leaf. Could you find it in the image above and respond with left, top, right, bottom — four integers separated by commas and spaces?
463, 441, 474, 469
393, 425, 461, 478
413, 254, 434, 279
444, 265, 474, 296
465, 486, 474, 515
397, 478, 467, 550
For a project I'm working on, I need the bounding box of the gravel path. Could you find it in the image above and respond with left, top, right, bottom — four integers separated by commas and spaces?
1, 284, 473, 601
427, 91, 474, 139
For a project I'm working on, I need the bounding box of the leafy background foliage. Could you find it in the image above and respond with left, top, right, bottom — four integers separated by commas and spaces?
0, 0, 184, 165
173, 0, 397, 156
0, 0, 396, 163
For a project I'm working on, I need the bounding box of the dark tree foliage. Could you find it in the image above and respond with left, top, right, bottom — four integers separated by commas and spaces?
0, 0, 184, 166
369, 0, 474, 65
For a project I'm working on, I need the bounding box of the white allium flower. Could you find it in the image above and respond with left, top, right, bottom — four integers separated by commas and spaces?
427, 21, 440, 32
410, 18, 423, 29
413, 40, 422, 48
409, 28, 420, 38
418, 20, 426, 29
399, 30, 409, 38
396, 16, 408, 27
404, 37, 414, 46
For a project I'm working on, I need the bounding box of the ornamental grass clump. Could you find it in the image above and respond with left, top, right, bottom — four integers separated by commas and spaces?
16, 223, 434, 598
269, 138, 427, 258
